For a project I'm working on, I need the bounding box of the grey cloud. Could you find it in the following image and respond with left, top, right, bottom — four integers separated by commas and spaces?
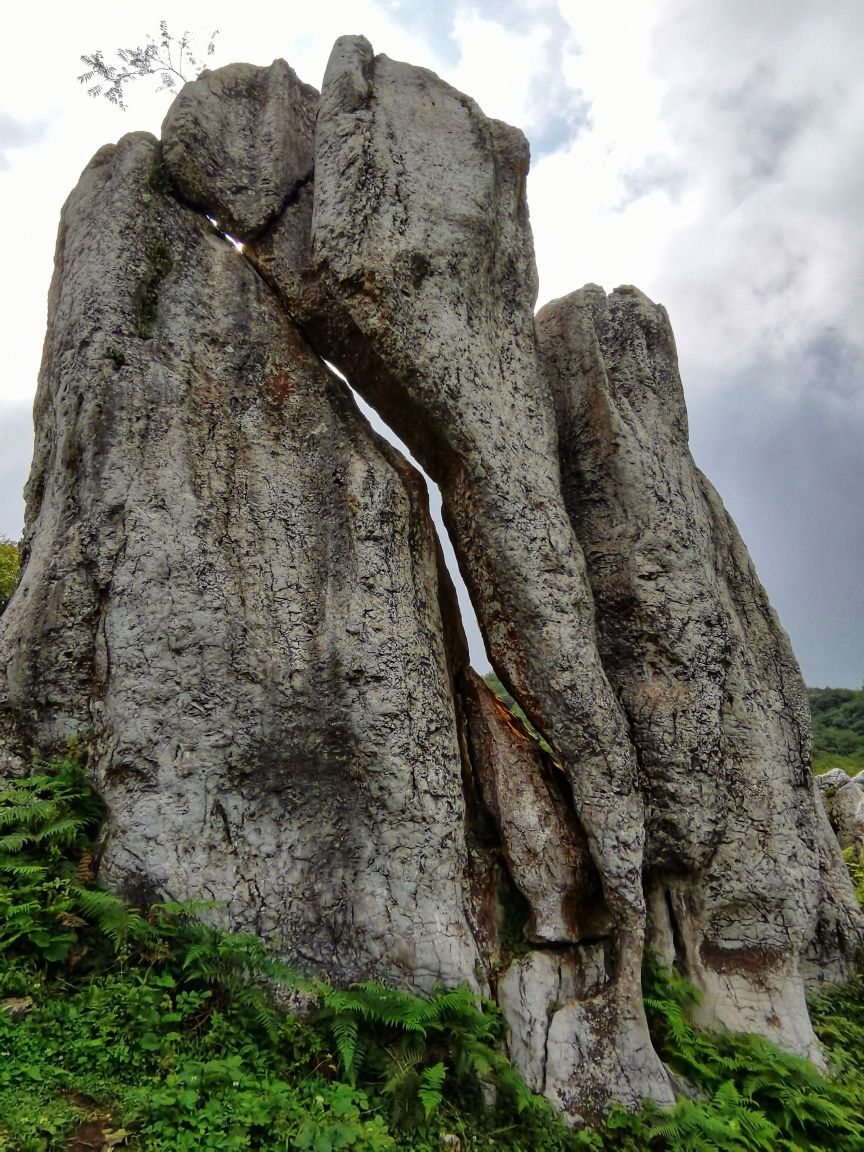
0, 402, 33, 540
688, 334, 864, 689
644, 2, 864, 688
653, 1, 864, 209
666, 61, 807, 203
616, 153, 686, 211
0, 112, 47, 169
379, 0, 462, 64
525, 76, 591, 160
380, 0, 590, 157
719, 73, 805, 191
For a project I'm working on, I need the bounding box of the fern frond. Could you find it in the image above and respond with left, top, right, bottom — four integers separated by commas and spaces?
330, 1013, 359, 1081
0, 857, 47, 877
418, 1061, 446, 1119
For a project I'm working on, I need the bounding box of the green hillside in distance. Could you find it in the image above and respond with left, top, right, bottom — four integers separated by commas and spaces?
809, 687, 864, 776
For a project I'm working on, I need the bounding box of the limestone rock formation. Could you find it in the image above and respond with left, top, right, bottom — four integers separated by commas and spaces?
536, 284, 862, 1059
0, 130, 479, 989
1, 38, 861, 1126
816, 771, 864, 849
161, 59, 318, 241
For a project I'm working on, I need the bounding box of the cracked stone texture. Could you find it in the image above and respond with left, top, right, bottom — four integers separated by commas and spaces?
0, 130, 480, 991
2, 39, 862, 1127
497, 945, 676, 1119
161, 60, 318, 242
461, 668, 605, 946
497, 948, 604, 1088
301, 35, 673, 1114
536, 284, 862, 1057
815, 772, 864, 849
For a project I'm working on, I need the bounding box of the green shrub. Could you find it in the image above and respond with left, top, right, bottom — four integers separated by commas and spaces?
4, 756, 864, 1152
0, 539, 19, 609
810, 687, 864, 769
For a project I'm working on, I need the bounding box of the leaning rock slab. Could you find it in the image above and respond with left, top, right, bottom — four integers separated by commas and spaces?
305, 35, 672, 1113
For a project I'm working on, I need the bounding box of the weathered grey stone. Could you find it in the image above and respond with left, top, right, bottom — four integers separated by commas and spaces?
816, 767, 854, 794
161, 60, 318, 241
536, 283, 862, 1053
497, 948, 607, 1094
3, 38, 862, 1129
461, 669, 607, 945
544, 992, 676, 1123
300, 36, 674, 1115
0, 131, 480, 990
821, 779, 864, 849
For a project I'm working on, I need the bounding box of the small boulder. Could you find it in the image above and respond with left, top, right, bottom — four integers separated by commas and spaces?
822, 780, 864, 849
161, 59, 317, 241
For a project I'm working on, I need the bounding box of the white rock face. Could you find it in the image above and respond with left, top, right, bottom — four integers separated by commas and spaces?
1, 39, 861, 1127
498, 949, 604, 1082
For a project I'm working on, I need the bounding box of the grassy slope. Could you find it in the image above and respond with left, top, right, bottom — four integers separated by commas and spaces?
3, 759, 864, 1150
809, 687, 864, 776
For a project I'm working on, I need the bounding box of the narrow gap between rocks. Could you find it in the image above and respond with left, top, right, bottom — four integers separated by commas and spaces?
209, 215, 492, 675
207, 216, 245, 252
324, 360, 492, 675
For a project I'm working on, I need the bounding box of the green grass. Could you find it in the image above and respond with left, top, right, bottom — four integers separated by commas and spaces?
0, 540, 18, 609
813, 749, 864, 777
3, 757, 864, 1151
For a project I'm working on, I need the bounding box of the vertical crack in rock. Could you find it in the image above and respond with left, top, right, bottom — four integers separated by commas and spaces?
461, 667, 606, 947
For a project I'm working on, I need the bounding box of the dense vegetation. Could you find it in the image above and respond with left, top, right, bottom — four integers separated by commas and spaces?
0, 540, 19, 614
3, 758, 864, 1150
809, 687, 864, 776
483, 673, 556, 757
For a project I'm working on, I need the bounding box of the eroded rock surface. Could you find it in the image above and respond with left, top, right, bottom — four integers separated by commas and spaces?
0, 130, 479, 990
161, 59, 317, 241
536, 284, 862, 1058
1, 40, 861, 1128
301, 35, 675, 1111
816, 771, 864, 849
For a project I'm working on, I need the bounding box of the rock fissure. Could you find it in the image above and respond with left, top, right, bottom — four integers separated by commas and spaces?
1, 38, 861, 1127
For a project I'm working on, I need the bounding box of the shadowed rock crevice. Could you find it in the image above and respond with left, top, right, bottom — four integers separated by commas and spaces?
0, 39, 861, 1128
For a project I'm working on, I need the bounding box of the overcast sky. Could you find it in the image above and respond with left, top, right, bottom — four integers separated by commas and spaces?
0, 1, 861, 687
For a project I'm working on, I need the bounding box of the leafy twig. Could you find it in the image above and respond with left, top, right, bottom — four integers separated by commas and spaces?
78, 20, 218, 110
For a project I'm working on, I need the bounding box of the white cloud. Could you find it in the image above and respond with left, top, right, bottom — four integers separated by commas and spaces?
647, 0, 864, 387
0, 403, 32, 540
0, 113, 47, 168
